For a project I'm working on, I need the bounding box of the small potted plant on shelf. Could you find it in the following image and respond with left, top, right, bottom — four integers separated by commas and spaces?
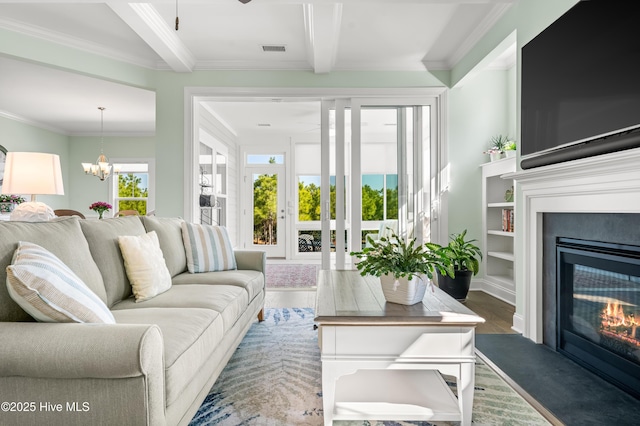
504, 140, 517, 158
436, 230, 483, 302
350, 229, 454, 305
484, 135, 511, 161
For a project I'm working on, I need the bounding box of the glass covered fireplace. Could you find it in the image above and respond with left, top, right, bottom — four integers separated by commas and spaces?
557, 238, 640, 397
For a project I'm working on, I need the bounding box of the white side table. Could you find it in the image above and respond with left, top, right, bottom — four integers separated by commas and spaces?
315, 270, 485, 426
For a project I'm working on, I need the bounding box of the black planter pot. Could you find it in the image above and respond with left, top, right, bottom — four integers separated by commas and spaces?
437, 269, 473, 301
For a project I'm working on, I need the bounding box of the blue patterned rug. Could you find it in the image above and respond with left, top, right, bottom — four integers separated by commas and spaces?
190, 308, 551, 425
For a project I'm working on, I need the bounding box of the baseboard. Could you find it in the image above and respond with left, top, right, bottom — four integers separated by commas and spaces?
470, 278, 515, 305
512, 312, 524, 334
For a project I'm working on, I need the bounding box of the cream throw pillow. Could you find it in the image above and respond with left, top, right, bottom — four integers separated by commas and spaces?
6, 241, 115, 323
118, 231, 172, 302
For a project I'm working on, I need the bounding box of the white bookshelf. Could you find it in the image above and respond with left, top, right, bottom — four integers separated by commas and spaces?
480, 157, 516, 305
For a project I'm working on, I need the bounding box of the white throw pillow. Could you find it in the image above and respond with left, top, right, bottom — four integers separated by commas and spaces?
118, 231, 172, 302
181, 223, 237, 273
6, 241, 115, 323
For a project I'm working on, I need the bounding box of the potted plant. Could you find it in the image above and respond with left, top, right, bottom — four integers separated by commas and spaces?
436, 230, 483, 301
484, 135, 510, 161
504, 140, 517, 158
350, 229, 453, 305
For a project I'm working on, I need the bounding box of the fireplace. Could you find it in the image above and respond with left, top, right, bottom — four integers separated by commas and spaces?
556, 237, 640, 397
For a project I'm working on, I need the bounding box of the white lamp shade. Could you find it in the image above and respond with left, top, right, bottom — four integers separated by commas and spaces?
1, 152, 64, 196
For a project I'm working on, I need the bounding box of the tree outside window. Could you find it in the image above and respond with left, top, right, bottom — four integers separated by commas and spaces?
115, 171, 148, 215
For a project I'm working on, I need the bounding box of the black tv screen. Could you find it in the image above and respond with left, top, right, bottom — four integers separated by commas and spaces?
521, 0, 640, 168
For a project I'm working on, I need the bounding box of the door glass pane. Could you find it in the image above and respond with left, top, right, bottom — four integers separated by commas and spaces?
253, 172, 278, 245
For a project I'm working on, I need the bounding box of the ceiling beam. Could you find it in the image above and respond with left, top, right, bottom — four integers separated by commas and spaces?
108, 2, 195, 72
303, 3, 342, 74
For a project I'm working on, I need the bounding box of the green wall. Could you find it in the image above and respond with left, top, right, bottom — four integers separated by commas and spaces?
447, 69, 512, 261
0, 116, 70, 209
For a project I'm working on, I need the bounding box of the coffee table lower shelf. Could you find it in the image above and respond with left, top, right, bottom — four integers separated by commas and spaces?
332, 369, 461, 422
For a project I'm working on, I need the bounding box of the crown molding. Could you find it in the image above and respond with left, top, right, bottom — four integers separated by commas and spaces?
0, 17, 157, 69
0, 109, 69, 135
445, 3, 513, 70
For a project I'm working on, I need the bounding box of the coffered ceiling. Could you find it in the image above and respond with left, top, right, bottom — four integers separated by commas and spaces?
0, 0, 515, 135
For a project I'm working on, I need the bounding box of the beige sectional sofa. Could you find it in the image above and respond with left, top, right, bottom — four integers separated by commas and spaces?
0, 216, 266, 426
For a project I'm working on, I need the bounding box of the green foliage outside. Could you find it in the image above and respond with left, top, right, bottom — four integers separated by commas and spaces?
118, 173, 148, 215
253, 173, 278, 244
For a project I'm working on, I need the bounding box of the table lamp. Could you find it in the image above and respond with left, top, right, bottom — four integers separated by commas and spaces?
1, 152, 64, 222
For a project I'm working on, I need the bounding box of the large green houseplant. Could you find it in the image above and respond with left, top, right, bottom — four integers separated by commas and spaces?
436, 230, 483, 301
350, 229, 453, 305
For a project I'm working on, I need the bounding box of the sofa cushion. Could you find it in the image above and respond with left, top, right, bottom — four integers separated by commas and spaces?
0, 217, 106, 322
112, 284, 249, 333
181, 223, 236, 273
111, 307, 224, 407
140, 216, 187, 277
80, 216, 147, 307
172, 269, 264, 302
6, 241, 115, 324
118, 231, 172, 302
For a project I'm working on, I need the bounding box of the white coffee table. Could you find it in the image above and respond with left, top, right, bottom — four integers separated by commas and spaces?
315, 270, 485, 426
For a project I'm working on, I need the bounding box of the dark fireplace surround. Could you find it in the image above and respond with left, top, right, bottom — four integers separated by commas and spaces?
543, 213, 640, 397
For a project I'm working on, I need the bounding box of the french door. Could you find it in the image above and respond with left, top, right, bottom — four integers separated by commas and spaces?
320, 98, 440, 270
247, 165, 286, 258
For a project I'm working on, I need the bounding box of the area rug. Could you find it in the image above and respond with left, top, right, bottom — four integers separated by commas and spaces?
265, 264, 319, 288
190, 308, 551, 426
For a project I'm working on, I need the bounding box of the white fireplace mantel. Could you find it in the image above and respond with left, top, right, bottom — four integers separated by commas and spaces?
508, 147, 640, 343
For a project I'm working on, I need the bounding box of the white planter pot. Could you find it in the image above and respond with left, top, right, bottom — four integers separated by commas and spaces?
380, 274, 429, 305
489, 152, 504, 162
505, 150, 516, 158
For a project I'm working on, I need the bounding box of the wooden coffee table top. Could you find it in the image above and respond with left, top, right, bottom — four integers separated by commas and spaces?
314, 270, 485, 326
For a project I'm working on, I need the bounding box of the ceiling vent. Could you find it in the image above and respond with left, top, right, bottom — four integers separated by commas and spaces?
257, 123, 271, 127
262, 45, 286, 53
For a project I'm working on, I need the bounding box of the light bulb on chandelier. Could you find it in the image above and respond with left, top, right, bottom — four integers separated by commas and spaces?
81, 106, 121, 181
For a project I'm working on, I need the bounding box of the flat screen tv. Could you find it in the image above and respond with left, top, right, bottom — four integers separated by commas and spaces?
520, 0, 640, 169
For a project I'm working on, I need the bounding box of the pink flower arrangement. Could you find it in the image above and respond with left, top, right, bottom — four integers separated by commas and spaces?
89, 201, 112, 219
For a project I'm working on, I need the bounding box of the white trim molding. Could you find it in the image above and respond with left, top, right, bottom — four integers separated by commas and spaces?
509, 147, 640, 343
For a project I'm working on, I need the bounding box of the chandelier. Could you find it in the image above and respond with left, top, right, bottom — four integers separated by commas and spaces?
81, 107, 120, 181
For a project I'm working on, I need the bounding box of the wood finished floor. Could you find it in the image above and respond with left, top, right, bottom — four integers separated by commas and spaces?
265, 288, 516, 334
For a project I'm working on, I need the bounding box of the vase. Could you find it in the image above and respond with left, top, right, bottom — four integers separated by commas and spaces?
489, 152, 504, 162
379, 273, 429, 305
98, 211, 104, 219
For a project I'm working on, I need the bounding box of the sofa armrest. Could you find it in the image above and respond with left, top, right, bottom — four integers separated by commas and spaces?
0, 322, 165, 426
234, 250, 266, 274
0, 322, 163, 379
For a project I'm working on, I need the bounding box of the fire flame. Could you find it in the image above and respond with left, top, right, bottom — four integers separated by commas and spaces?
601, 302, 638, 328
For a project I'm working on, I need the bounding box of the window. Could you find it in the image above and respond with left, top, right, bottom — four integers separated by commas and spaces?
111, 161, 153, 215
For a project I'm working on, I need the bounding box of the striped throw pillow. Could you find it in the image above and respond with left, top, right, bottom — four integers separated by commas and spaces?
6, 241, 115, 324
181, 223, 237, 273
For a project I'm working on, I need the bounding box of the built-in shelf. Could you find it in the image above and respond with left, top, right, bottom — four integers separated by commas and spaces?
487, 230, 514, 237
488, 251, 515, 262
481, 157, 516, 305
